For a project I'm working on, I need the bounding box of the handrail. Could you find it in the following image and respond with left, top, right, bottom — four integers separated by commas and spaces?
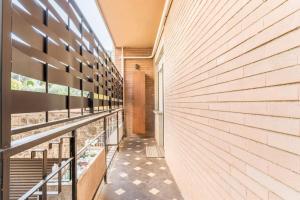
19, 157, 73, 200
5, 108, 123, 156
12, 108, 120, 135
76, 131, 105, 158
12, 113, 94, 135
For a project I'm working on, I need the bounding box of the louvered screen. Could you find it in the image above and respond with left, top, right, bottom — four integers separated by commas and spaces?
10, 0, 123, 118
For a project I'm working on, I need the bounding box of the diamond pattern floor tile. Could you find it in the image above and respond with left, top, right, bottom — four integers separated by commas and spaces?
94, 137, 184, 200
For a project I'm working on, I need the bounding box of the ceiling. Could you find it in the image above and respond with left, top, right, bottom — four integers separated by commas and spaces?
97, 0, 165, 48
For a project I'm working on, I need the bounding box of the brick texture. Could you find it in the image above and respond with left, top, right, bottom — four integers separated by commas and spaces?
159, 0, 300, 199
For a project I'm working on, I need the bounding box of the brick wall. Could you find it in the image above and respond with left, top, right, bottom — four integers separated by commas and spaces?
122, 48, 154, 137
160, 0, 300, 199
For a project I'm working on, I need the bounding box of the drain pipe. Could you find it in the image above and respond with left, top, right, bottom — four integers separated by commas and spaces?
123, 0, 173, 60
121, 47, 125, 76
121, 46, 127, 136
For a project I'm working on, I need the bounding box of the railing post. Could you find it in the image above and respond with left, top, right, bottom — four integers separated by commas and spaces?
122, 109, 126, 138
58, 139, 63, 193
58, 140, 62, 194
42, 150, 48, 200
49, 140, 63, 193
1, 153, 10, 200
116, 112, 119, 152
31, 149, 48, 200
103, 117, 107, 184
70, 130, 77, 200
43, 6, 49, 123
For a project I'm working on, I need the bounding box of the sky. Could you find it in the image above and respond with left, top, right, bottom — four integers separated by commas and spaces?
75, 0, 114, 52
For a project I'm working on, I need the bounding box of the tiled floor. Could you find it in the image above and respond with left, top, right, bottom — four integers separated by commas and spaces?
95, 137, 184, 200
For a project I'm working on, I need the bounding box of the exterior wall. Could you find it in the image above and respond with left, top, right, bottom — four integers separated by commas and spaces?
160, 0, 300, 199
123, 48, 154, 137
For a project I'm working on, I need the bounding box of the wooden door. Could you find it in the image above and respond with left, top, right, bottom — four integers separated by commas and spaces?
132, 71, 145, 134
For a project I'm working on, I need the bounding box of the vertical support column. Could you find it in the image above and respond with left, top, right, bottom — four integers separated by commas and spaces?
122, 109, 126, 138
41, 150, 48, 200
121, 77, 126, 138
0, 0, 12, 199
49, 140, 63, 193
58, 140, 62, 193
103, 117, 107, 184
31, 150, 48, 200
1, 153, 10, 200
73, 2, 84, 116
43, 7, 49, 122
66, 5, 72, 119
70, 130, 77, 200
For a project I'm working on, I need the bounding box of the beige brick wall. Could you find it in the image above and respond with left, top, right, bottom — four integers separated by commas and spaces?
160, 0, 300, 199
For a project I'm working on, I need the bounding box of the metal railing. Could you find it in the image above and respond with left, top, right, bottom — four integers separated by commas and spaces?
10, 108, 124, 200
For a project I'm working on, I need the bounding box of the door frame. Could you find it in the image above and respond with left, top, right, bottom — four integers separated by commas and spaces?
157, 63, 164, 147
154, 42, 164, 147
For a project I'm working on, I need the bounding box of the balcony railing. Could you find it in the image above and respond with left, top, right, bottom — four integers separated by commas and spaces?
0, 0, 124, 199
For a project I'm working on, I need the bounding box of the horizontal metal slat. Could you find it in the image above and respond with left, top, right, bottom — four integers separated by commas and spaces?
12, 91, 67, 114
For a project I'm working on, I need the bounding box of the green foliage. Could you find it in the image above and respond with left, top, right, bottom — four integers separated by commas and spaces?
83, 91, 90, 97
11, 73, 45, 93
11, 79, 23, 90
11, 73, 88, 96
48, 83, 68, 95
26, 80, 35, 87
70, 88, 82, 97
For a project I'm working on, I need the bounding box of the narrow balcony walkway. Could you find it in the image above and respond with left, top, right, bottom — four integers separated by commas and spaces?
95, 137, 183, 200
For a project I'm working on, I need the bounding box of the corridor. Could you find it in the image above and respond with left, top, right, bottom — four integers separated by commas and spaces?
95, 137, 183, 200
